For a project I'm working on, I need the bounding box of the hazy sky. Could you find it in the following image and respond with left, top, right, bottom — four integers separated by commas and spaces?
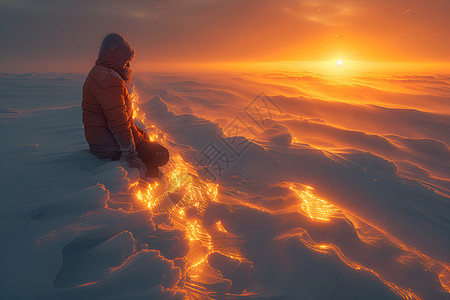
1, 0, 449, 72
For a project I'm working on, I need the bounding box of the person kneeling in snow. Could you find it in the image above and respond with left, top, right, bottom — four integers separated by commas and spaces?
82, 33, 169, 178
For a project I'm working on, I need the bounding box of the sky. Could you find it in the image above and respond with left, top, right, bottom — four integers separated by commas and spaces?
1, 0, 450, 73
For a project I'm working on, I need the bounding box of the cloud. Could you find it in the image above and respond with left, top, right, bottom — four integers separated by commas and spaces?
1, 0, 449, 72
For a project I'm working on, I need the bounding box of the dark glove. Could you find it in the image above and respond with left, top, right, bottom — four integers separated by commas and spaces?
123, 150, 147, 178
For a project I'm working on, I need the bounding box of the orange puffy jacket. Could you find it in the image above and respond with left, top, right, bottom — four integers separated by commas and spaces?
82, 64, 144, 159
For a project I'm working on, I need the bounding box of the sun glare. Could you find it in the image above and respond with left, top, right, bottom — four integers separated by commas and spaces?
336, 59, 344, 66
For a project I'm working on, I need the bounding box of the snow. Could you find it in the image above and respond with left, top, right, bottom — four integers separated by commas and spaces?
1, 71, 449, 299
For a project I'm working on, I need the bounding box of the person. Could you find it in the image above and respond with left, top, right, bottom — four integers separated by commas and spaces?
82, 33, 169, 178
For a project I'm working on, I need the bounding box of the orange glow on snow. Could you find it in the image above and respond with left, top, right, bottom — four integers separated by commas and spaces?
287, 183, 450, 298
289, 184, 340, 222
128, 90, 243, 297
215, 221, 228, 233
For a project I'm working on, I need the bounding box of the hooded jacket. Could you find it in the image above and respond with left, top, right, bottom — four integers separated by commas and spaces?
82, 33, 144, 158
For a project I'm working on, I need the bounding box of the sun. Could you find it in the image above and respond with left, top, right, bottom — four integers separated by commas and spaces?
336, 59, 344, 66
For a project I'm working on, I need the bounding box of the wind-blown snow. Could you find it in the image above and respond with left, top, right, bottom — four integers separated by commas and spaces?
0, 71, 449, 299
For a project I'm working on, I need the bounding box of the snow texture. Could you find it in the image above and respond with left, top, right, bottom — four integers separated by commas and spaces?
1, 71, 449, 299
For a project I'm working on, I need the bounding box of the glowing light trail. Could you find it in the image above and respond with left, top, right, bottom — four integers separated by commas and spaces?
288, 184, 450, 299
129, 87, 245, 298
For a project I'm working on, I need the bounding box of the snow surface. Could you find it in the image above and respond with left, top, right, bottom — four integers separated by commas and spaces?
0, 71, 449, 299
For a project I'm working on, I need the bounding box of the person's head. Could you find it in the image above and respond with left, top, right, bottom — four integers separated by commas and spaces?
96, 33, 135, 81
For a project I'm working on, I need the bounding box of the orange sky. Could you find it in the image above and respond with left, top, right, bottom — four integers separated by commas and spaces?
1, 0, 449, 72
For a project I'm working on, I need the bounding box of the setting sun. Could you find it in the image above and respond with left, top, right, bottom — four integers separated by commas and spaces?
336, 59, 344, 66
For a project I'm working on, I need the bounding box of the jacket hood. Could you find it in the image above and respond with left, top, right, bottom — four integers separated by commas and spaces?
96, 33, 135, 80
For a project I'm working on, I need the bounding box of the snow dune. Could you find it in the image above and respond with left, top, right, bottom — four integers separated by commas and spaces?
1, 71, 449, 299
